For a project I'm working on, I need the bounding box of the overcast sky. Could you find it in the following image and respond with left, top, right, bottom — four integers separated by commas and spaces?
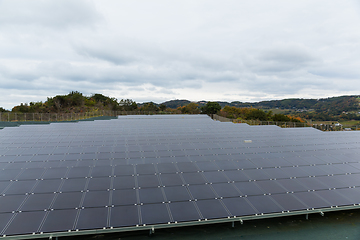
1, 0, 360, 109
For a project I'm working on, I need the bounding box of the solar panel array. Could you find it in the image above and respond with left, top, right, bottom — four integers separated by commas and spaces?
0, 115, 360, 238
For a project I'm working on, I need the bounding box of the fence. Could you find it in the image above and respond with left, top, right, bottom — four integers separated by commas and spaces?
0, 111, 106, 122
211, 114, 308, 128
0, 110, 179, 123
1, 112, 358, 131
211, 114, 359, 131
311, 124, 359, 131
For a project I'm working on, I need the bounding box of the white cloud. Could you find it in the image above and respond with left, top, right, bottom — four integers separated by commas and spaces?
0, 0, 360, 109
0, 0, 101, 29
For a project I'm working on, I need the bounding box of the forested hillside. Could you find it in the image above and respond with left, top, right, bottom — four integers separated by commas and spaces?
161, 100, 191, 108
11, 91, 138, 113
2, 93, 360, 121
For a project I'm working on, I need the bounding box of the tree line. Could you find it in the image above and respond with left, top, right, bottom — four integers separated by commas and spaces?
10, 91, 138, 113
175, 102, 301, 122
219, 106, 302, 122
162, 96, 360, 121
1, 92, 359, 122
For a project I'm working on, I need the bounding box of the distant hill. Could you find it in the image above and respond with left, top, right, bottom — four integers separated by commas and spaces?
159, 95, 360, 121
5, 92, 360, 121
162, 95, 360, 112
253, 96, 360, 113
161, 100, 191, 108
11, 91, 138, 113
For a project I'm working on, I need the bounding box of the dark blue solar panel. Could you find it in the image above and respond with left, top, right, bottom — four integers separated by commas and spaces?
141, 203, 171, 225
1, 114, 360, 238
139, 187, 165, 204
112, 189, 138, 206
163, 186, 191, 202
195, 199, 229, 219
246, 195, 283, 213
110, 205, 139, 227
211, 183, 240, 197
293, 191, 330, 209
21, 193, 55, 211
271, 193, 307, 211
52, 192, 83, 209
181, 172, 207, 185
87, 177, 112, 191
188, 184, 217, 200
221, 197, 256, 216
160, 173, 183, 186
41, 209, 78, 233
169, 201, 200, 222
76, 207, 108, 230
83, 191, 110, 207
4, 211, 46, 236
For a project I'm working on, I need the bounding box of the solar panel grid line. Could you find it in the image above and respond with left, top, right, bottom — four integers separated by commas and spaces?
0, 195, 28, 214
5, 180, 38, 195
188, 200, 204, 220
0, 182, 11, 195
194, 199, 229, 220
202, 170, 231, 184
105, 172, 360, 197
247, 195, 285, 214
316, 189, 354, 207
271, 193, 307, 212
0, 115, 360, 237
164, 202, 175, 223
173, 165, 187, 187
293, 191, 333, 209
2, 211, 37, 236
0, 169, 23, 181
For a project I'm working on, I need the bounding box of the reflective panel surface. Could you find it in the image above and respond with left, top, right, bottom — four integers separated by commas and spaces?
0, 115, 360, 237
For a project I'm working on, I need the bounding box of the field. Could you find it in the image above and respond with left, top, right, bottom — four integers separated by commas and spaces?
262, 109, 360, 130
262, 108, 296, 115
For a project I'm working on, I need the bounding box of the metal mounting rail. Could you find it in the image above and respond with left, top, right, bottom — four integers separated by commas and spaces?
2, 204, 360, 240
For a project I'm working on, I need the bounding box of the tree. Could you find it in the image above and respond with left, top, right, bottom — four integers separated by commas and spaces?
11, 92, 138, 113
159, 104, 167, 111
245, 109, 268, 121
90, 93, 108, 103
68, 91, 84, 106
272, 114, 290, 122
181, 103, 200, 114
141, 102, 159, 112
119, 99, 138, 111
0, 107, 9, 112
201, 102, 221, 114
12, 103, 30, 113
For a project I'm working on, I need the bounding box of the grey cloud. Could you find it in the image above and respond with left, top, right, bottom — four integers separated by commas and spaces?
309, 67, 360, 79
245, 46, 319, 75
73, 38, 243, 86
309, 70, 358, 79
261, 50, 314, 65
156, 88, 176, 95
0, 0, 101, 29
128, 87, 145, 91
76, 46, 137, 65
1, 1, 360, 109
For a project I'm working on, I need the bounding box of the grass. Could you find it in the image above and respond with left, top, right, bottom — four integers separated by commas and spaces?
262, 108, 296, 115
339, 120, 360, 126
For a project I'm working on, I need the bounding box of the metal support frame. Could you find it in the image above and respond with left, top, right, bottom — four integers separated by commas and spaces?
1, 205, 359, 240
149, 227, 155, 236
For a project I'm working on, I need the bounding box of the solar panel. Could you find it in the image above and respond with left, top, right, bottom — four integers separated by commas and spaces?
0, 114, 360, 238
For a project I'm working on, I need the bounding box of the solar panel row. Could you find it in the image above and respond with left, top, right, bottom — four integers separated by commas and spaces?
0, 115, 359, 238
